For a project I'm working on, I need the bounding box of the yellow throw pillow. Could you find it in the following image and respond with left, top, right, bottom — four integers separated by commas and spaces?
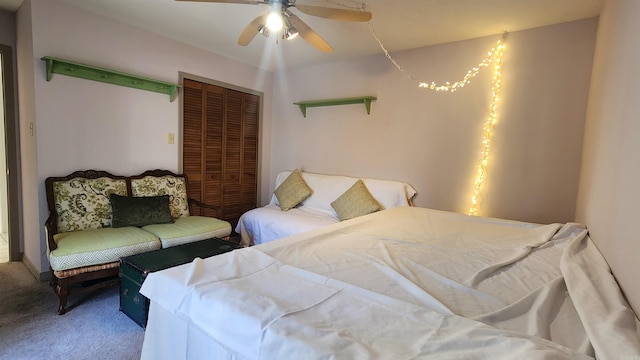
274, 169, 313, 211
331, 180, 381, 221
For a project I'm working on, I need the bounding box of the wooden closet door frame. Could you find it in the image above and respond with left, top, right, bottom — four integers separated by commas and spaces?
178, 72, 264, 207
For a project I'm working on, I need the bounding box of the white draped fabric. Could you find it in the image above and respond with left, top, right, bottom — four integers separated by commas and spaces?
141, 207, 640, 359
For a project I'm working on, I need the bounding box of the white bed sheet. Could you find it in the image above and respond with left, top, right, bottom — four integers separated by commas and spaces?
236, 204, 338, 246
140, 207, 640, 359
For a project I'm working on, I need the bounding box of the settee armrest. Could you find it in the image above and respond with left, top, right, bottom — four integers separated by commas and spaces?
45, 212, 59, 251
188, 198, 220, 217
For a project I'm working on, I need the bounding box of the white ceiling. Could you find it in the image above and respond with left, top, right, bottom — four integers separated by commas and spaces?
1, 0, 602, 71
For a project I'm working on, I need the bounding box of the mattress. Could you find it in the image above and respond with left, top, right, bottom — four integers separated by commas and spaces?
140, 207, 640, 359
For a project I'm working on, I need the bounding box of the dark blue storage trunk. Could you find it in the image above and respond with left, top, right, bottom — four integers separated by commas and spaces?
119, 237, 239, 328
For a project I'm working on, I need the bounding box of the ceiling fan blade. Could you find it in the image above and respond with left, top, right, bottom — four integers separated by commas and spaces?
294, 4, 372, 22
175, 0, 263, 4
238, 14, 269, 46
288, 13, 333, 52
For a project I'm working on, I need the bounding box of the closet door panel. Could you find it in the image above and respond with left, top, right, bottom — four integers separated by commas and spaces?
182, 79, 204, 212
241, 94, 259, 213
223, 90, 244, 223
203, 84, 225, 218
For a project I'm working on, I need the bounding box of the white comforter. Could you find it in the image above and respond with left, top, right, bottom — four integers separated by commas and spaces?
236, 204, 339, 246
141, 207, 640, 359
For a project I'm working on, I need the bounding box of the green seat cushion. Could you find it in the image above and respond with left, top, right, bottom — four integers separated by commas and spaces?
49, 227, 161, 271
142, 216, 232, 248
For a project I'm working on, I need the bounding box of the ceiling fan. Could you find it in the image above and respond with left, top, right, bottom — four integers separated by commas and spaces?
176, 0, 372, 52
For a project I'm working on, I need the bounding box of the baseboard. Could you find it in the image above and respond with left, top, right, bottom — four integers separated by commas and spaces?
21, 254, 52, 282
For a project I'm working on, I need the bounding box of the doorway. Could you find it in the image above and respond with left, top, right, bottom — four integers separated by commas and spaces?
0, 49, 6, 262
0, 43, 21, 263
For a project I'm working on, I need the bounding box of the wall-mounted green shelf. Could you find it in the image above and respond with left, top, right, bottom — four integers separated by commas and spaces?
41, 56, 180, 102
293, 96, 377, 117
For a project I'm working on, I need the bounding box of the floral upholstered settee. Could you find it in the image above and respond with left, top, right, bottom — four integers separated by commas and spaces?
44, 169, 231, 315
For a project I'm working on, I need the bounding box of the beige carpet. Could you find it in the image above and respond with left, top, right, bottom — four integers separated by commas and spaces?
0, 261, 144, 360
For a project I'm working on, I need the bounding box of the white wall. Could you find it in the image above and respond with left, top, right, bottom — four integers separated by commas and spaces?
271, 19, 597, 224
17, 0, 274, 274
575, 0, 640, 317
16, 0, 40, 272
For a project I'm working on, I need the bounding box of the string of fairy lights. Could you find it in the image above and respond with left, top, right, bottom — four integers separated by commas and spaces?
327, 0, 508, 215
468, 39, 505, 216
367, 28, 506, 215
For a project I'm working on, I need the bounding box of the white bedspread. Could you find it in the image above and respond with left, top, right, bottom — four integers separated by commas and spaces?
236, 204, 338, 246
141, 207, 640, 359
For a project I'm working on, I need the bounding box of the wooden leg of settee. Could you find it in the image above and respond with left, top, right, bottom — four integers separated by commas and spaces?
50, 264, 120, 315
53, 276, 69, 315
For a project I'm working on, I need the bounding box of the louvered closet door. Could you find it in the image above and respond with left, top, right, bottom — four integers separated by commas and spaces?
182, 79, 205, 213
202, 83, 225, 218
223, 90, 259, 226
224, 90, 243, 223
182, 78, 259, 229
241, 93, 259, 216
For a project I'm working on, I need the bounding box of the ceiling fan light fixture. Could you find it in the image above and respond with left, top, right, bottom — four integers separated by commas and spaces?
257, 24, 270, 37
283, 16, 298, 40
285, 26, 299, 40
266, 5, 283, 32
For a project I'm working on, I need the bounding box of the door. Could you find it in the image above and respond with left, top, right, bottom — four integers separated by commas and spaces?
182, 77, 259, 230
0, 44, 21, 262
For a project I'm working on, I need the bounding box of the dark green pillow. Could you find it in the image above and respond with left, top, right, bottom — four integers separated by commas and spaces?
109, 194, 174, 228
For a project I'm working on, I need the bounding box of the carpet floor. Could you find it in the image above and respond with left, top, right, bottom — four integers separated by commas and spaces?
0, 261, 144, 360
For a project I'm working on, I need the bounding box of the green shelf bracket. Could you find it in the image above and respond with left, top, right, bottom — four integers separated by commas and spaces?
41, 56, 180, 102
293, 96, 377, 117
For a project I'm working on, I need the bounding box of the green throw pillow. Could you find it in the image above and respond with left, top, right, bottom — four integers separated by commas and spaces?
274, 169, 313, 211
110, 194, 174, 228
331, 180, 381, 221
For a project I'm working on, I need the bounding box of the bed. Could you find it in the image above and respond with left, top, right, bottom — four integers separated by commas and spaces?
139, 207, 640, 359
235, 170, 418, 247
